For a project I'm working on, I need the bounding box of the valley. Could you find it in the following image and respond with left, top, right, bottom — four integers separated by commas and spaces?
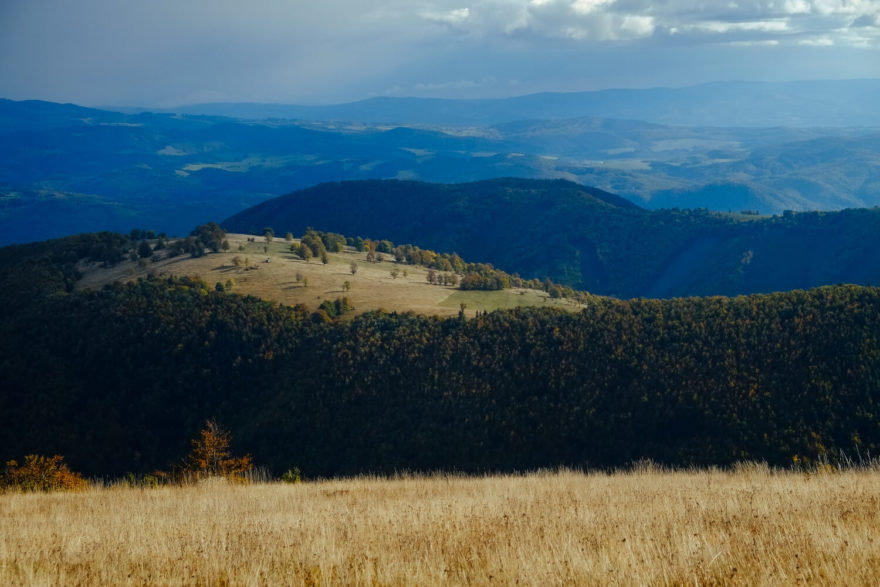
2, 82, 880, 245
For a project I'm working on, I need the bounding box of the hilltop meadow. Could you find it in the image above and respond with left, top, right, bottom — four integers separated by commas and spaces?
75, 232, 579, 317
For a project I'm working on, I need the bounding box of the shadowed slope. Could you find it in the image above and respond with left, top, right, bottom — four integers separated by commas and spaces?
224, 178, 880, 297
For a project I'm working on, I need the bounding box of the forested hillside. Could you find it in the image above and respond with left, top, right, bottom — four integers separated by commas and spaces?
224, 178, 880, 298
2, 232, 879, 478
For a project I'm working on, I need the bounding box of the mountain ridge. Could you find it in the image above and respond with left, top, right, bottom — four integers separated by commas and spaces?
223, 178, 880, 298
153, 79, 880, 128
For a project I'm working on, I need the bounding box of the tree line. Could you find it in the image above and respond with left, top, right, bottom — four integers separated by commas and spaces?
277, 226, 579, 297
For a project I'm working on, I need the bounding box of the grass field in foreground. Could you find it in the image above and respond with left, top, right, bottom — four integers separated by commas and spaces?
2, 467, 879, 585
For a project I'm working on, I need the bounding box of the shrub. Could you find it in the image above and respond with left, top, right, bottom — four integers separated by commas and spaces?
137, 240, 153, 259
281, 467, 302, 484
1, 455, 88, 493
123, 472, 159, 488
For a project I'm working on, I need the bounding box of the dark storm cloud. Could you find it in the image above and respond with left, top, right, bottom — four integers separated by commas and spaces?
0, 0, 877, 106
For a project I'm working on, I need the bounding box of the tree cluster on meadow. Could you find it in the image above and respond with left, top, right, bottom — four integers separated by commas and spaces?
282, 226, 577, 298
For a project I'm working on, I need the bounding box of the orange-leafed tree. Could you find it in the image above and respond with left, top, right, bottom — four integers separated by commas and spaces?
185, 420, 253, 481
1, 454, 88, 492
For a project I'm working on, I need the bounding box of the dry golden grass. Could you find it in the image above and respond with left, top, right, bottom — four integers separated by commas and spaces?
3, 467, 880, 586
75, 233, 580, 317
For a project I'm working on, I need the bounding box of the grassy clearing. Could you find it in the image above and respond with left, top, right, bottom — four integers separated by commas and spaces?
2, 467, 879, 585
75, 233, 579, 318
440, 288, 579, 313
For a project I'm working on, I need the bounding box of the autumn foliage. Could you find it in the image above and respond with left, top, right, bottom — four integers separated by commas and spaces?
168, 420, 253, 483
1, 455, 88, 493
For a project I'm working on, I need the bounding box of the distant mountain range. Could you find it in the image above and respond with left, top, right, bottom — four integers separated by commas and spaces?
146, 79, 880, 128
2, 80, 879, 245
224, 178, 880, 298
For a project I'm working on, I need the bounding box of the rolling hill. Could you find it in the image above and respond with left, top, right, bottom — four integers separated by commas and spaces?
3, 94, 880, 245
224, 178, 880, 298
73, 231, 580, 317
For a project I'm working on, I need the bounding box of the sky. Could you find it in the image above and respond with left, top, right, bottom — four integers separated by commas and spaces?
1, 0, 878, 107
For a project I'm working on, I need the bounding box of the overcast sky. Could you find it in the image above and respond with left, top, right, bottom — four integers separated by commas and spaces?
1, 0, 878, 107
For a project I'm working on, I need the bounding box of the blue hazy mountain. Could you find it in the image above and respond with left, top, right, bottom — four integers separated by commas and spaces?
160, 80, 880, 128
2, 81, 879, 245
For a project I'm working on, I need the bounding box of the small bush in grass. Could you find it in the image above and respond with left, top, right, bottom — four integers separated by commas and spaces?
1, 455, 89, 493
281, 467, 302, 484
123, 472, 159, 488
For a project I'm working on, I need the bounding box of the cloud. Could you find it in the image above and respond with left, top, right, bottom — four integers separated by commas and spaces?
412, 0, 880, 47
424, 7, 471, 24
686, 20, 790, 34
782, 0, 812, 15
454, 0, 659, 41
571, 0, 614, 15
798, 36, 835, 45
852, 13, 880, 26
425, 1, 530, 35
0, 0, 877, 106
730, 39, 781, 46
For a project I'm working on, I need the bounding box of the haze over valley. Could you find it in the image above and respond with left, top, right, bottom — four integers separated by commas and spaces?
2, 80, 880, 245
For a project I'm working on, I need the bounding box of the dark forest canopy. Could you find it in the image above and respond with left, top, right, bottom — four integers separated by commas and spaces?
224, 178, 880, 298
2, 232, 880, 478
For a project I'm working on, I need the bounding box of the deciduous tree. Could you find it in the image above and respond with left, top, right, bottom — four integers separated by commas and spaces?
185, 420, 252, 481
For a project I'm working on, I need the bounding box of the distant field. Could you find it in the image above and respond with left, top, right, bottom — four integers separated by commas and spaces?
2, 467, 879, 585
440, 287, 581, 312
179, 155, 308, 175
76, 233, 578, 317
579, 158, 652, 171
